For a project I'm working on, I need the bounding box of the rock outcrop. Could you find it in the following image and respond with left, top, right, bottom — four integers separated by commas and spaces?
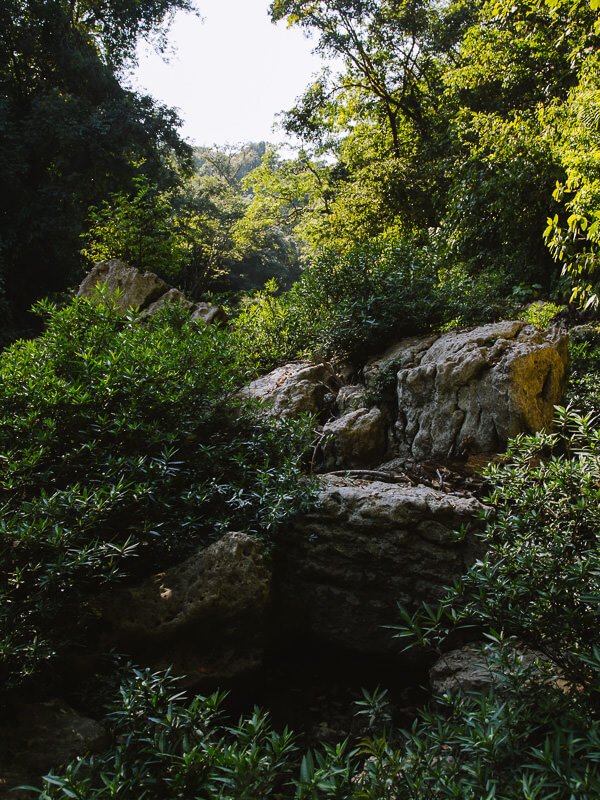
0, 701, 107, 798
393, 321, 568, 460
99, 533, 271, 684
77, 260, 225, 324
240, 362, 338, 419
275, 474, 484, 654
78, 259, 168, 310
320, 407, 387, 470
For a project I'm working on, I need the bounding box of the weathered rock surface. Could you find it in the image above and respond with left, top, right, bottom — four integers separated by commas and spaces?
429, 642, 546, 696
364, 334, 438, 390
141, 287, 194, 317
0, 701, 107, 798
191, 302, 227, 326
429, 644, 495, 695
336, 384, 369, 414
77, 259, 168, 310
240, 362, 338, 419
394, 321, 568, 460
321, 407, 387, 470
99, 533, 271, 684
105, 533, 270, 641
275, 475, 484, 654
77, 261, 226, 324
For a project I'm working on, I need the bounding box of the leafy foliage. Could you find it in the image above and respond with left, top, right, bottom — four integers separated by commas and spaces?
0, 0, 193, 338
233, 238, 444, 373
0, 296, 314, 688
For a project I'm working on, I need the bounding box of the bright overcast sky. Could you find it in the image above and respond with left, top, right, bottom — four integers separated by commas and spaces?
130, 0, 328, 147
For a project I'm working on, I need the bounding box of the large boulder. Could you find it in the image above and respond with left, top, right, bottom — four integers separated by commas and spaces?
240, 362, 338, 419
275, 474, 483, 654
320, 407, 387, 470
393, 321, 568, 461
99, 533, 271, 684
0, 701, 107, 798
78, 262, 227, 325
141, 287, 194, 318
77, 259, 169, 311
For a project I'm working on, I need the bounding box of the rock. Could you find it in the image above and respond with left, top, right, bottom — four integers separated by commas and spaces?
429, 644, 495, 695
393, 321, 568, 461
105, 532, 270, 641
429, 642, 545, 696
274, 475, 484, 654
192, 302, 228, 326
240, 362, 338, 419
364, 335, 438, 390
336, 384, 369, 414
77, 260, 169, 311
0, 701, 107, 797
321, 407, 387, 470
141, 287, 194, 318
98, 533, 271, 685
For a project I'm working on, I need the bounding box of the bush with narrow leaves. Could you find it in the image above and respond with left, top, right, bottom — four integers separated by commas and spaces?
0, 296, 314, 689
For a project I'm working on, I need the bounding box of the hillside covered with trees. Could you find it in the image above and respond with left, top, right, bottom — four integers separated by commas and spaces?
0, 0, 599, 797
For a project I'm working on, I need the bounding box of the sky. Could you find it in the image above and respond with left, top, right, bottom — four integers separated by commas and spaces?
131, 0, 329, 148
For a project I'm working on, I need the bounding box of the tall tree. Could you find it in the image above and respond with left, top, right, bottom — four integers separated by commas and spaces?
0, 0, 194, 337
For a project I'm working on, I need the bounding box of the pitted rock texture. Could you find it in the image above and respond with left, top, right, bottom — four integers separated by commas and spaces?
275, 474, 484, 654
105, 532, 270, 642
394, 321, 568, 460
97, 533, 271, 685
240, 362, 338, 419
429, 643, 545, 696
77, 259, 168, 310
321, 407, 387, 470
364, 334, 438, 390
336, 384, 369, 414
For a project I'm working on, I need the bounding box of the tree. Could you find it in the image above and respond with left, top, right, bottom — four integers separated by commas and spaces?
0, 0, 194, 337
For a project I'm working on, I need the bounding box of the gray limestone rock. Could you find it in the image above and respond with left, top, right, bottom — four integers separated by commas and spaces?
77, 259, 169, 311
240, 362, 338, 419
321, 407, 387, 470
0, 701, 107, 798
105, 532, 270, 641
275, 474, 484, 654
393, 321, 568, 460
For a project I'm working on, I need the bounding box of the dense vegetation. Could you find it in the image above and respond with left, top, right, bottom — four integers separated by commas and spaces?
0, 297, 313, 690
1, 0, 599, 797
29, 378, 600, 798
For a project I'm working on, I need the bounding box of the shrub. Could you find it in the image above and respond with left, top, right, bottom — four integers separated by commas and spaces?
233, 239, 442, 373
32, 667, 298, 800
0, 296, 314, 688
521, 300, 565, 330
567, 324, 600, 416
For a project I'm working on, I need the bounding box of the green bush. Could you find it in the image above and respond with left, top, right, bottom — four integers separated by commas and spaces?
32, 667, 298, 800
567, 324, 600, 416
234, 239, 443, 374
0, 296, 314, 688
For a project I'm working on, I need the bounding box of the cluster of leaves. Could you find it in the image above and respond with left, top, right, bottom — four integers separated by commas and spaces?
566, 324, 600, 415
223, 0, 599, 311
233, 235, 518, 374
82, 145, 301, 300
0, 296, 314, 689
